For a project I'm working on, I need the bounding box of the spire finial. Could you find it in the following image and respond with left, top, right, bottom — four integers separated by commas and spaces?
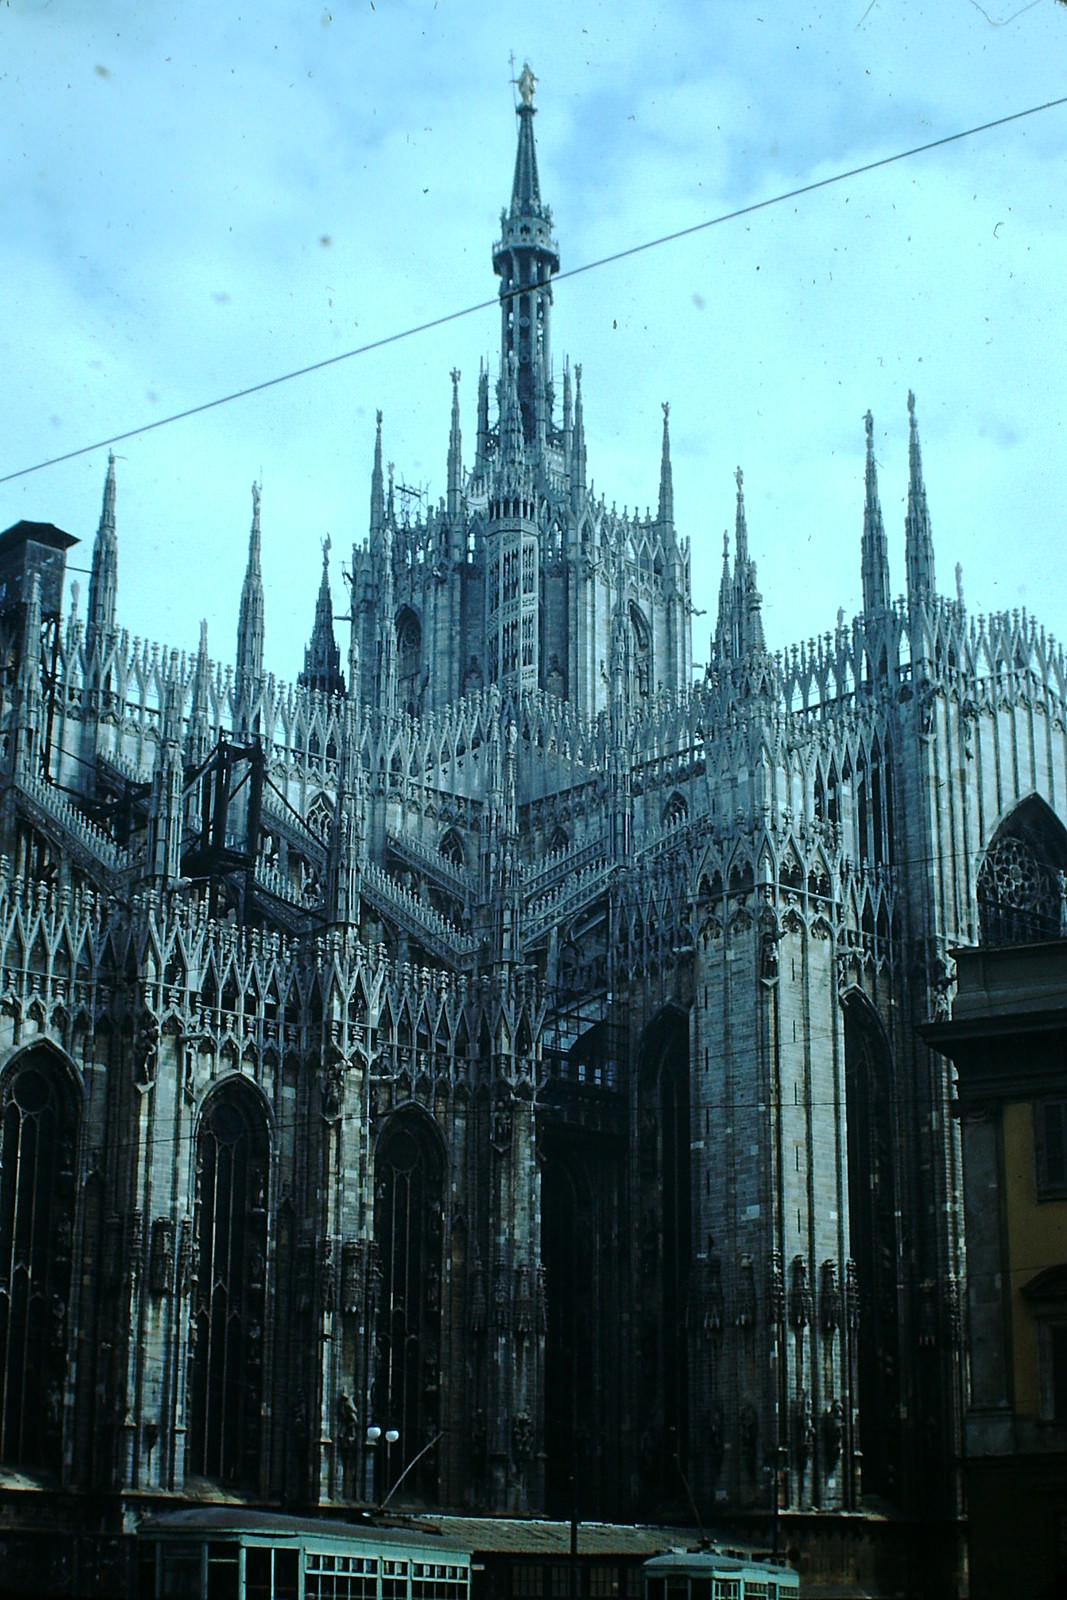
496, 60, 558, 452
370, 411, 385, 542
657, 401, 674, 527
236, 477, 266, 716
300, 530, 344, 697
905, 388, 935, 605
861, 407, 890, 615
87, 449, 119, 655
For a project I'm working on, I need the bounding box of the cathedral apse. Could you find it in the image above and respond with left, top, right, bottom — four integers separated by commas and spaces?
0, 67, 1062, 1600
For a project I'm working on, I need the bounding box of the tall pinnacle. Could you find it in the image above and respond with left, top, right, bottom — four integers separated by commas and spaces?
904, 390, 935, 606
86, 452, 118, 654
370, 410, 385, 546
496, 352, 528, 498
299, 536, 345, 698
447, 369, 463, 520
571, 363, 587, 508
493, 63, 560, 448
714, 530, 733, 663
236, 481, 265, 713
734, 463, 748, 566
657, 402, 674, 528
861, 411, 891, 614
713, 468, 764, 665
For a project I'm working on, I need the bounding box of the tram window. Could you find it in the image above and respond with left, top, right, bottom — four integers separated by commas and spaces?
690, 1580, 711, 1600
246, 1547, 298, 1600
646, 1578, 665, 1600
746, 1586, 769, 1599
207, 1544, 239, 1600
711, 1582, 739, 1600
306, 1552, 379, 1600
413, 1559, 471, 1600
667, 1579, 688, 1600
247, 1548, 271, 1600
383, 1557, 410, 1600
275, 1549, 298, 1599
162, 1546, 204, 1598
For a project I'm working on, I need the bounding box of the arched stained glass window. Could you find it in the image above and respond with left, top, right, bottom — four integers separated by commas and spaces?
0, 1051, 78, 1473
188, 1085, 270, 1487
373, 1110, 444, 1504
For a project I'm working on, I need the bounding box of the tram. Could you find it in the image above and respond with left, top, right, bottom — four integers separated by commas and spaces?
136, 1508, 473, 1600
643, 1549, 800, 1600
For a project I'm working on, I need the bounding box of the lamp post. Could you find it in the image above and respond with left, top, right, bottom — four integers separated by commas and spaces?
365, 1424, 399, 1507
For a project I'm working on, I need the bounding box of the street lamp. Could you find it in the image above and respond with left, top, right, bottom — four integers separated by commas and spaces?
365, 1424, 399, 1506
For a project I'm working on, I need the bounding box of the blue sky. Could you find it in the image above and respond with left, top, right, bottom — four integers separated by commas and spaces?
2, 0, 1065, 684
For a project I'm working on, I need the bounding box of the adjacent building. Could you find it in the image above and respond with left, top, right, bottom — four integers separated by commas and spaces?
928, 929, 1067, 1598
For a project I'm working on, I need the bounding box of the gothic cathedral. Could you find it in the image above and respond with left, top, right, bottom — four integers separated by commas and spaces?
1, 66, 1064, 1566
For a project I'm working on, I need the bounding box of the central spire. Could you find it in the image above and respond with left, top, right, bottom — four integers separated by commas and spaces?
493, 63, 560, 451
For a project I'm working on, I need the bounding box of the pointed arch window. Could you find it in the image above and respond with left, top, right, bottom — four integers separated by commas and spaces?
0, 1050, 78, 1473
396, 608, 422, 707
188, 1084, 270, 1487
439, 830, 465, 871
629, 603, 651, 700
634, 1007, 691, 1502
662, 792, 688, 829
306, 791, 332, 841
978, 798, 1067, 946
373, 1111, 444, 1504
843, 994, 900, 1502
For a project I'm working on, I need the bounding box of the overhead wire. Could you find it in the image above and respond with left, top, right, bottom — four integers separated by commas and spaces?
2, 92, 1067, 488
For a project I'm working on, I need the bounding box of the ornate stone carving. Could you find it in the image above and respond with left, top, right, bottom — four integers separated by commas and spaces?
341, 1240, 362, 1317
790, 1256, 813, 1330
822, 1398, 843, 1473
513, 1263, 533, 1335
820, 1259, 841, 1335
511, 1410, 533, 1461
468, 1256, 487, 1334
149, 1217, 175, 1298
336, 1390, 358, 1456
736, 1253, 757, 1330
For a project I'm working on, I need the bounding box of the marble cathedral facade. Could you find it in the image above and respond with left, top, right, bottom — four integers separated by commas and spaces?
1, 66, 1065, 1583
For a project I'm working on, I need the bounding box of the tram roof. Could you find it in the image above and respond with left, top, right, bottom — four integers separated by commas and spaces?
137, 1507, 471, 1554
